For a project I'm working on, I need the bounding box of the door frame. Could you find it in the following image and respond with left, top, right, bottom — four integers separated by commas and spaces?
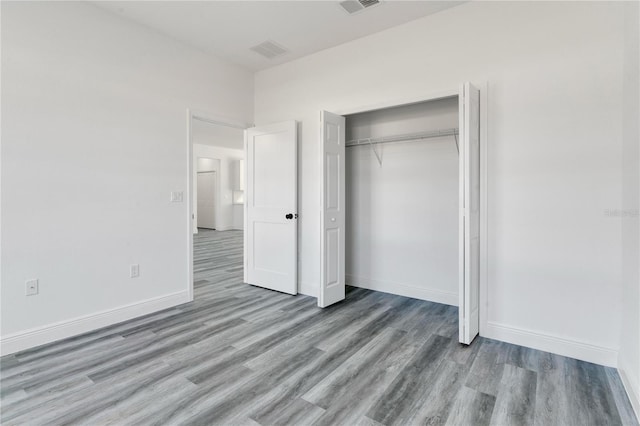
324, 85, 489, 336
186, 109, 252, 302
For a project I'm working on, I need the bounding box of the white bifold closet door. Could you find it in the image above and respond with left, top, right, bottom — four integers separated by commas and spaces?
244, 121, 298, 295
319, 111, 346, 308
459, 82, 481, 344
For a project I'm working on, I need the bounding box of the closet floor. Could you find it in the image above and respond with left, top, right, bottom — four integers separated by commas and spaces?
1, 229, 636, 425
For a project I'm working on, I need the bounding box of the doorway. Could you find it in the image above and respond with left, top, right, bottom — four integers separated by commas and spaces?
187, 112, 248, 302
197, 170, 217, 230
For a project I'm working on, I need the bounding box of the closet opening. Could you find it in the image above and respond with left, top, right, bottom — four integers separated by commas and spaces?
319, 83, 481, 344
344, 96, 460, 308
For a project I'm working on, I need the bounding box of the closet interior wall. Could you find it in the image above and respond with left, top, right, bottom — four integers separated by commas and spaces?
345, 96, 460, 306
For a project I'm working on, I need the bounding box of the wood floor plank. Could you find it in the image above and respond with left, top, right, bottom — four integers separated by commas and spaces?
564, 358, 624, 426
3, 360, 170, 425
251, 395, 325, 426
302, 328, 413, 409
465, 338, 510, 397
366, 334, 452, 424
185, 346, 326, 425
490, 364, 538, 426
132, 364, 255, 426
304, 329, 419, 425
533, 351, 571, 426
401, 359, 471, 426
445, 386, 496, 426
77, 375, 198, 425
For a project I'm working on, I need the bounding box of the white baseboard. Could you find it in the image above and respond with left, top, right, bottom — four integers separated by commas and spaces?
619, 361, 640, 422
0, 290, 190, 356
484, 321, 619, 367
346, 274, 458, 306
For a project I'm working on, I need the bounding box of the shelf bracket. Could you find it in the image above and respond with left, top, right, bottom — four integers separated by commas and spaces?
367, 138, 383, 166
454, 131, 459, 156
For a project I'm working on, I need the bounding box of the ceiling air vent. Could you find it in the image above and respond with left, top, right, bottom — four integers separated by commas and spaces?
250, 40, 288, 60
339, 0, 380, 15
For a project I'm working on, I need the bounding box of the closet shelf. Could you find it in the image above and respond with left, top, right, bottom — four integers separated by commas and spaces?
345, 128, 459, 148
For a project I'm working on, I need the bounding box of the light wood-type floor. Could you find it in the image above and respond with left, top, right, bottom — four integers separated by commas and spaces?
1, 229, 637, 425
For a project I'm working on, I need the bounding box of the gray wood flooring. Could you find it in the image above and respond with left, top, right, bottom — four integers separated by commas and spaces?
1, 229, 637, 425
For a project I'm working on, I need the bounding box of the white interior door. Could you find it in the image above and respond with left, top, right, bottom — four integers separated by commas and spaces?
459, 82, 481, 344
319, 111, 346, 308
197, 171, 217, 230
244, 121, 298, 295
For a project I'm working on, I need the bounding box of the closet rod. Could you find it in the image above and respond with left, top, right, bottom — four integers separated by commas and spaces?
345, 128, 459, 148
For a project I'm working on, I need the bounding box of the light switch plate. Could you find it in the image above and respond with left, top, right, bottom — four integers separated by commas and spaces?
171, 191, 184, 203
130, 264, 140, 278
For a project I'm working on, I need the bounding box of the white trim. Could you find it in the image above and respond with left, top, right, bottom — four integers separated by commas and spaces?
479, 81, 489, 337
317, 111, 324, 300
333, 88, 459, 116
0, 291, 190, 356
346, 274, 458, 307
485, 321, 619, 367
243, 129, 249, 284
187, 109, 195, 302
619, 363, 640, 422
190, 109, 253, 130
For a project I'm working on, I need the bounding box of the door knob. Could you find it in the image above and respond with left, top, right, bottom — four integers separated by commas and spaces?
286, 213, 293, 219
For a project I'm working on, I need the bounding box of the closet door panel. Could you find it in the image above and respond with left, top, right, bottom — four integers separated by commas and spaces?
325, 228, 341, 288
459, 82, 481, 344
319, 111, 346, 308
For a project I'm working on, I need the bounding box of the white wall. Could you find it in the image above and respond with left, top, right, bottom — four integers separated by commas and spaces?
619, 0, 640, 417
254, 1, 626, 366
1, 1, 253, 353
192, 144, 244, 232
345, 98, 459, 305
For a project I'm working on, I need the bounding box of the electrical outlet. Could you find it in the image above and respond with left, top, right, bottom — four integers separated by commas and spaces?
26, 279, 39, 296
170, 191, 183, 203
130, 264, 140, 278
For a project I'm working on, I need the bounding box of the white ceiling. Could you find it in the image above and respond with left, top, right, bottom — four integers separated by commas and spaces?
92, 1, 464, 71
192, 119, 244, 150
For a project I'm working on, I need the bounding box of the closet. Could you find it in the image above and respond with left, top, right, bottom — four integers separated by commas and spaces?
319, 83, 480, 344
345, 97, 459, 308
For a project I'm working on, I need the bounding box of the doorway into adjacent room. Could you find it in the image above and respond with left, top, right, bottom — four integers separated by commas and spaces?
189, 114, 247, 301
